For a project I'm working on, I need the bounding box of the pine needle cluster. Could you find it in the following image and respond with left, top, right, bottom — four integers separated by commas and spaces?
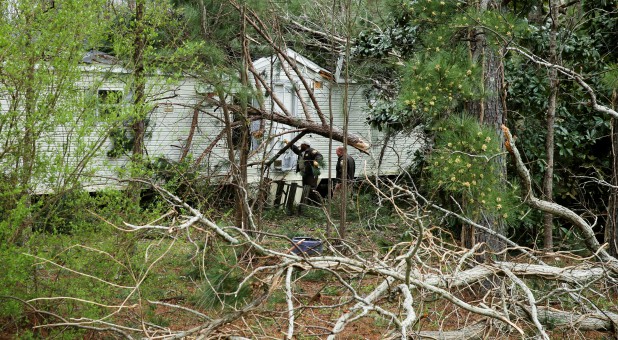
425, 115, 519, 221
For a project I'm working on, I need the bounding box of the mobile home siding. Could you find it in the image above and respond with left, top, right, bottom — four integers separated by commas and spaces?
1, 50, 421, 194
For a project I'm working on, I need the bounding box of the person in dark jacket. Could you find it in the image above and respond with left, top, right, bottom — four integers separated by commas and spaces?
290, 140, 323, 189
335, 146, 355, 192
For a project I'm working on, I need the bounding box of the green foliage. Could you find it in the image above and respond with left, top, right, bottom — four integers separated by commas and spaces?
400, 46, 482, 120
364, 95, 417, 132
0, 246, 34, 319
298, 269, 329, 282
32, 191, 100, 234
172, 0, 243, 55
1, 207, 213, 334
146, 156, 215, 206
395, 2, 524, 119
192, 248, 253, 310
425, 115, 519, 221
354, 8, 417, 59
0, 0, 120, 245
357, 0, 617, 250
107, 126, 135, 158
0, 182, 31, 242
349, 190, 398, 228
601, 64, 618, 89
105, 1, 176, 65
361, 1, 527, 130
504, 2, 617, 234
2, 186, 156, 241
106, 117, 155, 158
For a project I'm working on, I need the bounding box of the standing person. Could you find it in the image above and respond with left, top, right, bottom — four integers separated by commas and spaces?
335, 146, 355, 192
289, 139, 323, 189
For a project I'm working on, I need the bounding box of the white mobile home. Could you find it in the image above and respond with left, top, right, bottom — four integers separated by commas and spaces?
1, 50, 423, 199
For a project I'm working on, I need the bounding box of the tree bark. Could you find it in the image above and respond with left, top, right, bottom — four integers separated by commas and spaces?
180, 107, 199, 162
543, 0, 560, 252
463, 0, 507, 257
515, 306, 618, 332
385, 323, 486, 340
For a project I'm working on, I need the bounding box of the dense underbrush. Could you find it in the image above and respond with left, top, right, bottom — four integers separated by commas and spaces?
1, 185, 617, 339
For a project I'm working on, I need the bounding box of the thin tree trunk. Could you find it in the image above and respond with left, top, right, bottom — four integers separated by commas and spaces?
543, 0, 560, 252
463, 0, 507, 258
131, 0, 146, 160
235, 3, 250, 230
218, 89, 241, 226
338, 0, 353, 240
326, 0, 336, 237
128, 0, 147, 204
180, 107, 199, 162
14, 53, 37, 244
327, 91, 334, 236
607, 90, 618, 258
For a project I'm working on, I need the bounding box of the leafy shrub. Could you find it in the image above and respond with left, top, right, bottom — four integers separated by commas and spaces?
32, 190, 101, 234
0, 246, 34, 320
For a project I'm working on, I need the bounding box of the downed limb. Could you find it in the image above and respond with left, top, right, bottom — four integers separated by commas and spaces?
385, 322, 486, 340
515, 306, 618, 332
326, 257, 525, 338
215, 99, 371, 153
397, 283, 417, 340
231, 103, 371, 153
202, 92, 371, 153
502, 125, 618, 270
496, 262, 607, 284
131, 179, 240, 244
285, 267, 295, 340
24, 177, 618, 339
500, 265, 549, 340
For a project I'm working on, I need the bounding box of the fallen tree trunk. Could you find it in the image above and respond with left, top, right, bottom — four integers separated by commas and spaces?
290, 260, 610, 290
391, 305, 618, 339
394, 322, 486, 340
240, 105, 371, 153
497, 262, 607, 284
385, 304, 618, 340
515, 306, 618, 332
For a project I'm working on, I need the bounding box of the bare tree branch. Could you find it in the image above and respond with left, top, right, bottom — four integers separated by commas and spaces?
507, 46, 618, 119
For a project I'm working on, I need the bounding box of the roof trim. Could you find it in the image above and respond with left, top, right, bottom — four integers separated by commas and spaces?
252, 48, 333, 80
